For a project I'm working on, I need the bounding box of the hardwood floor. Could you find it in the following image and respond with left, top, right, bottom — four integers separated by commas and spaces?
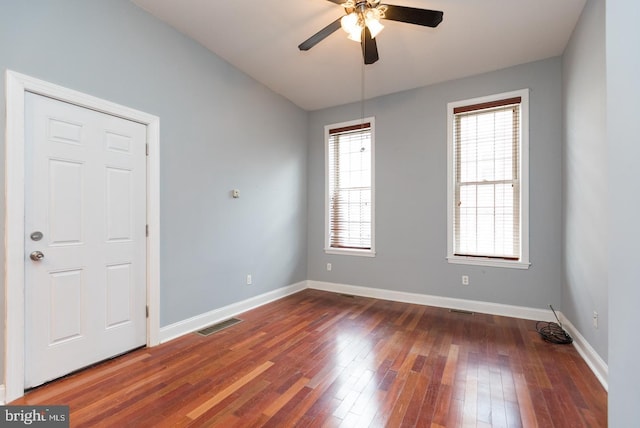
12, 289, 607, 427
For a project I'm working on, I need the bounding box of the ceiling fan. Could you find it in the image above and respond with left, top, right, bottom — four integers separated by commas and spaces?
298, 0, 443, 65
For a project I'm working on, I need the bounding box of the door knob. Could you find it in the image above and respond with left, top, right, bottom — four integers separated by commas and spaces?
30, 251, 45, 261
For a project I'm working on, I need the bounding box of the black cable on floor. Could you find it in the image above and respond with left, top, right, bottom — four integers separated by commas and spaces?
536, 304, 573, 344
536, 320, 573, 344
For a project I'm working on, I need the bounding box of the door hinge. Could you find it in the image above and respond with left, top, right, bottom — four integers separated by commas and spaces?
146, 224, 149, 237
146, 144, 149, 156
146, 305, 149, 318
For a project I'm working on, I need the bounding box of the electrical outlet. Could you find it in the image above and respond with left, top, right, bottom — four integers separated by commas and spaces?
246, 274, 252, 285
327, 263, 332, 271
593, 311, 598, 329
462, 275, 469, 286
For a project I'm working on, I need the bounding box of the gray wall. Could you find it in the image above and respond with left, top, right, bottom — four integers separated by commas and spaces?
0, 0, 308, 354
307, 58, 564, 310
607, 0, 640, 424
562, 0, 607, 361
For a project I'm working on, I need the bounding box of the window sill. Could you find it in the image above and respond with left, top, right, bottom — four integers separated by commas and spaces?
447, 256, 530, 269
325, 248, 376, 258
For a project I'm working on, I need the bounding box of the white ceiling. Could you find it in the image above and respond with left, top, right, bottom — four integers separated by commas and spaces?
131, 0, 586, 111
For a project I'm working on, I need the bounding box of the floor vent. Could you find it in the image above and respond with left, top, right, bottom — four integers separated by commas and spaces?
449, 309, 474, 315
196, 318, 243, 336
340, 294, 356, 298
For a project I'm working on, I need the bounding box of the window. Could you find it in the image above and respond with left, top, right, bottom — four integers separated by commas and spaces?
447, 90, 530, 268
325, 118, 375, 256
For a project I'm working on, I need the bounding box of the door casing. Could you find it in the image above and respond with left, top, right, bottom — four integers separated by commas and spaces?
4, 70, 161, 402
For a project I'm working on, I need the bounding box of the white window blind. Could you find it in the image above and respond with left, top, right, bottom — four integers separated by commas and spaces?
327, 121, 373, 252
453, 97, 521, 260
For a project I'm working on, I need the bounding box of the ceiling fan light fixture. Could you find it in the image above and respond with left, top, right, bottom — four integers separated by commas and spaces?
342, 5, 385, 43
347, 30, 362, 43
341, 12, 363, 42
365, 9, 384, 38
341, 12, 359, 32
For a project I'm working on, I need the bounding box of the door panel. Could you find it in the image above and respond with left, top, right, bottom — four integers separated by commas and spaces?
48, 159, 84, 245
106, 263, 133, 328
24, 92, 147, 388
105, 167, 134, 241
49, 269, 84, 344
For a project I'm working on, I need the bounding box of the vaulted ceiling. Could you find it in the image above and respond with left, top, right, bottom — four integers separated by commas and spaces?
131, 0, 586, 111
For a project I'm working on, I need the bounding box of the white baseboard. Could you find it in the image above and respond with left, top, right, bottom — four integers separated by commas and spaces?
558, 313, 608, 391
308, 280, 608, 389
0, 280, 605, 403
308, 280, 556, 322
159, 281, 307, 343
154, 279, 608, 393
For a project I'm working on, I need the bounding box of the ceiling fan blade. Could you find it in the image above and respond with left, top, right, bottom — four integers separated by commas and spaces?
381, 5, 443, 27
361, 27, 379, 65
298, 17, 342, 51
326, 0, 345, 4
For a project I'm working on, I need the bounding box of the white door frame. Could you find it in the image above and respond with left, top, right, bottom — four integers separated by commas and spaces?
4, 70, 161, 402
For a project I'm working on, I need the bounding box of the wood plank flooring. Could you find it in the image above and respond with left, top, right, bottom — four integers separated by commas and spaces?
12, 289, 607, 427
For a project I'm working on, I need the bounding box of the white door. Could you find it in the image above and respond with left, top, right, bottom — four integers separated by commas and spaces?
24, 92, 147, 388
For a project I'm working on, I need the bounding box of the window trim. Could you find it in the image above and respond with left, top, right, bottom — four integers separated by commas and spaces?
446, 89, 530, 269
324, 117, 376, 257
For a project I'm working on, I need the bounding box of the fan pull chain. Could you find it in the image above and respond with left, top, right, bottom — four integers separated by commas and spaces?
361, 30, 366, 127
